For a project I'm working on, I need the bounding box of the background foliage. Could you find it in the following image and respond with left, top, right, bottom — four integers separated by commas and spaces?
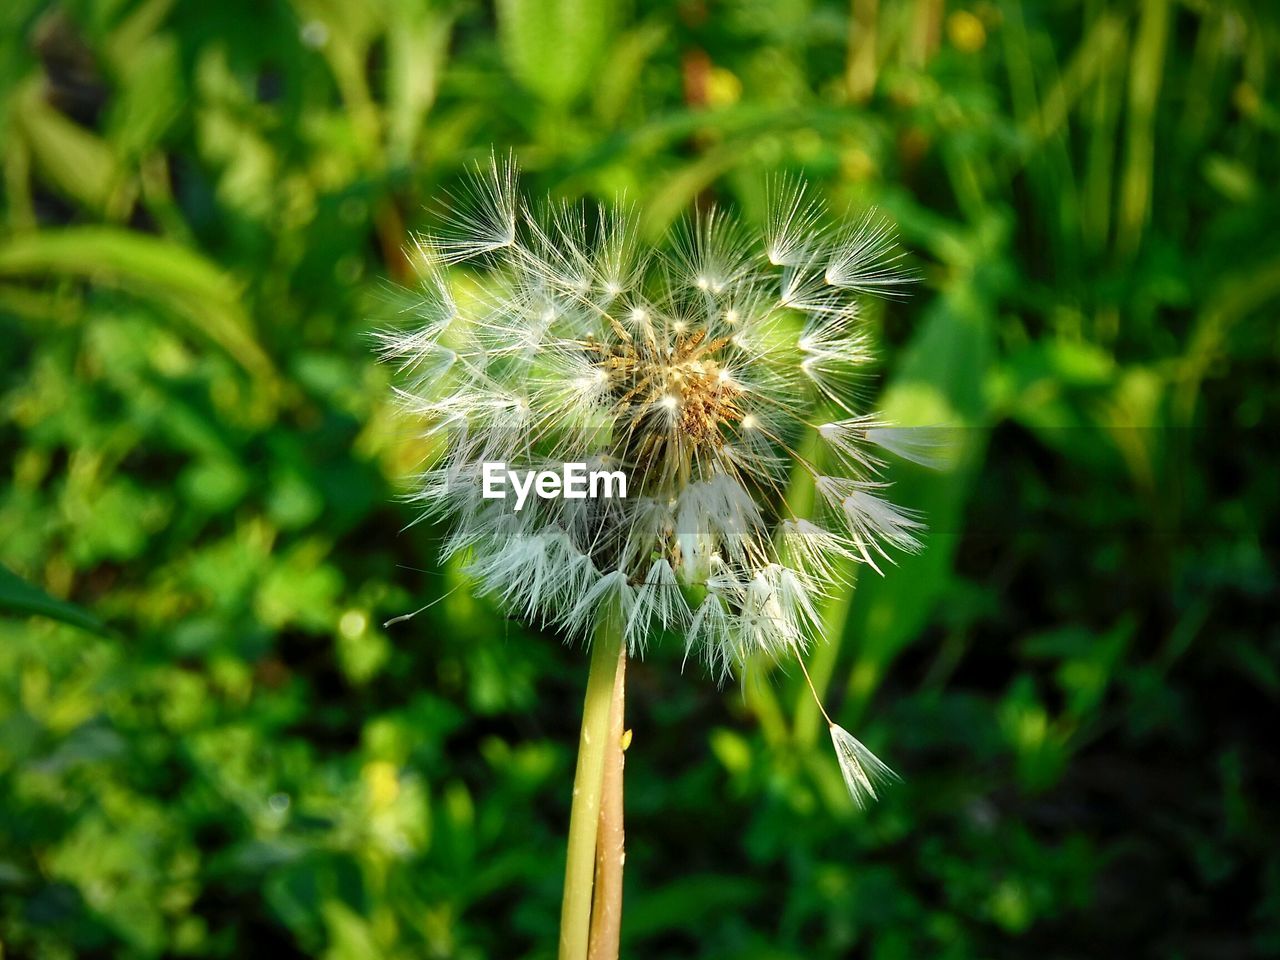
2, 0, 1278, 957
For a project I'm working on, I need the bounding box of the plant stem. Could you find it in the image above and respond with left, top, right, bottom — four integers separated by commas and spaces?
587, 646, 627, 960
559, 617, 624, 960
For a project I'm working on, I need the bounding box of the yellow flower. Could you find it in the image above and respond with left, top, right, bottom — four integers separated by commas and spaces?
947, 11, 987, 53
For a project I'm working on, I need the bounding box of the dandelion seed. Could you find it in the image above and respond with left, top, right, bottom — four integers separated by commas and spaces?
819, 415, 953, 472
381, 159, 930, 807
628, 558, 687, 651
780, 519, 855, 583
764, 178, 825, 267
815, 477, 925, 573
829, 723, 900, 808
686, 593, 731, 674
823, 211, 915, 295
865, 424, 953, 470
437, 152, 519, 262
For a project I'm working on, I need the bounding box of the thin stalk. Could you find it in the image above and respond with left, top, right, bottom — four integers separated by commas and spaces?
1117, 0, 1170, 260
559, 616, 624, 960
846, 0, 879, 103
587, 646, 627, 960
797, 654, 834, 728
793, 577, 856, 747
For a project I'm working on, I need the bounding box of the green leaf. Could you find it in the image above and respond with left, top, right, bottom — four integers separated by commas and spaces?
842, 286, 994, 686
385, 0, 452, 166
0, 227, 277, 389
10, 76, 124, 214
592, 22, 667, 126
105, 33, 184, 158
496, 0, 611, 106
624, 874, 762, 941
0, 564, 108, 635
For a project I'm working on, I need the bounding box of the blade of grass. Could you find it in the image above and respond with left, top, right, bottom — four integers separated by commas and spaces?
0, 564, 109, 636
0, 226, 277, 391
1116, 0, 1170, 260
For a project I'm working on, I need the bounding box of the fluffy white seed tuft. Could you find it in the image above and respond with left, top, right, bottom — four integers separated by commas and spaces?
382, 157, 930, 698
829, 723, 900, 808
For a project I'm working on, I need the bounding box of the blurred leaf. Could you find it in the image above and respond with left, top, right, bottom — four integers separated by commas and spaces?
385, 0, 452, 166
846, 285, 994, 669
797, 279, 996, 744
0, 564, 108, 635
321, 900, 381, 960
999, 676, 1069, 791
623, 873, 762, 941
0, 226, 277, 388
104, 32, 183, 158
9, 76, 124, 214
592, 22, 667, 127
496, 0, 611, 106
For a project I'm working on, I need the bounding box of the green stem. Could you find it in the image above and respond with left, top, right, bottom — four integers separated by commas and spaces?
559, 615, 624, 960
587, 646, 627, 960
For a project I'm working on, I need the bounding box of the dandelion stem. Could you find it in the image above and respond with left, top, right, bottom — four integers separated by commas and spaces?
587, 645, 627, 960
796, 653, 834, 728
559, 614, 624, 960
794, 582, 856, 746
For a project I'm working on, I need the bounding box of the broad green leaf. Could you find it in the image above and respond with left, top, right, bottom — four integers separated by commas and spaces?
841, 287, 994, 692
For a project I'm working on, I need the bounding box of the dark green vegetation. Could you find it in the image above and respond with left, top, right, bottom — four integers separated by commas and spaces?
2, 1, 1278, 957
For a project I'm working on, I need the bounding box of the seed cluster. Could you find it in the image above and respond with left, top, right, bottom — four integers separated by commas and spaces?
379, 157, 930, 680
587, 323, 743, 491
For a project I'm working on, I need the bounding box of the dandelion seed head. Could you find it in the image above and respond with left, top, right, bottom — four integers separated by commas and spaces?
380, 157, 924, 686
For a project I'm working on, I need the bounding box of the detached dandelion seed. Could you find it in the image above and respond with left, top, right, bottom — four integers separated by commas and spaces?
829, 722, 901, 809
379, 155, 930, 958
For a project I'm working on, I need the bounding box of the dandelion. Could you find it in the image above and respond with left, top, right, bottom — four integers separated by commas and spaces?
379, 156, 927, 960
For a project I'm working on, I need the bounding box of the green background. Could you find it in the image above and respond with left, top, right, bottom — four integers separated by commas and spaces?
1, 0, 1277, 957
